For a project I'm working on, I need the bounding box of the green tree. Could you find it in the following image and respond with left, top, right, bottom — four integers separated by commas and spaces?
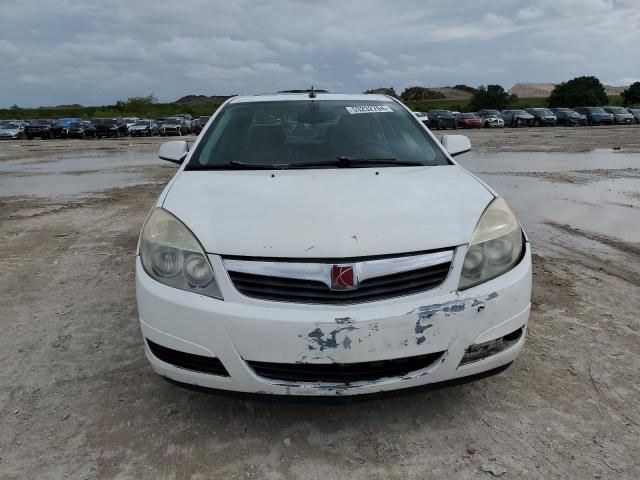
621, 81, 640, 106
547, 76, 608, 107
469, 85, 515, 110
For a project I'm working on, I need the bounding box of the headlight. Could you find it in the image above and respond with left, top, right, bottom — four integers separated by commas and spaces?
139, 208, 223, 299
459, 198, 523, 290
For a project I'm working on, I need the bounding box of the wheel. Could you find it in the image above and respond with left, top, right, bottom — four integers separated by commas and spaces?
27, 135, 33, 140
534, 119, 540, 127
115, 130, 120, 138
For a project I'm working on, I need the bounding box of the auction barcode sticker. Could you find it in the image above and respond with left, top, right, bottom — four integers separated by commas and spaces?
345, 105, 393, 114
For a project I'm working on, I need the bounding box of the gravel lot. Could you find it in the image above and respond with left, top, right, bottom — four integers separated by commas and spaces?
1, 126, 639, 479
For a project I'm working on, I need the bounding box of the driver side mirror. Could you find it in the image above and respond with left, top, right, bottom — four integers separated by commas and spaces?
441, 134, 471, 157
159, 140, 189, 164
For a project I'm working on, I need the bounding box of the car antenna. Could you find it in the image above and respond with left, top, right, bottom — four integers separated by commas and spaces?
308, 86, 316, 99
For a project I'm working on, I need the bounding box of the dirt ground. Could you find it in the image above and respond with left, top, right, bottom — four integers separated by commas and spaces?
0, 126, 639, 479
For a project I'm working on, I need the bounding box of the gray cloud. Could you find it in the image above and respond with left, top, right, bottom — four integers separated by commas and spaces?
0, 0, 638, 106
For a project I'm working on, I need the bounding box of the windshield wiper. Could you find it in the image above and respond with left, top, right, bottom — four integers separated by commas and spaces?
186, 161, 288, 171
286, 157, 426, 169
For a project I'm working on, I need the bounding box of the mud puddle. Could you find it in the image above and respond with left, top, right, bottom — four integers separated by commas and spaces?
0, 150, 164, 198
459, 149, 640, 244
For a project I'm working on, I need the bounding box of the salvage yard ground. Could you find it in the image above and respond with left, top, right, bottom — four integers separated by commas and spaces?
1, 126, 639, 479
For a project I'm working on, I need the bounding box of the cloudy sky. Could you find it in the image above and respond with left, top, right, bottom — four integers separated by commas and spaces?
1, 0, 639, 107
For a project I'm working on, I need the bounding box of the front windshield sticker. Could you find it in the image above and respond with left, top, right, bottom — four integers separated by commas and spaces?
345, 105, 393, 114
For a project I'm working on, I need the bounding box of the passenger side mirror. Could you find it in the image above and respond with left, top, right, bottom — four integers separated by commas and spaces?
441, 134, 471, 157
159, 140, 189, 164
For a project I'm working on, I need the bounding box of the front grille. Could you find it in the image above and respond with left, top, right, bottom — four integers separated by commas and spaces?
248, 351, 445, 383
228, 262, 451, 304
146, 339, 229, 376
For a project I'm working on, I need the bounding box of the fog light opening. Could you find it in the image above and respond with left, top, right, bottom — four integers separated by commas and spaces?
459, 326, 524, 366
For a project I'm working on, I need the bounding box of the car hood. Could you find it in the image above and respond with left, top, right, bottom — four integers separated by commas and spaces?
0, 129, 19, 135
131, 125, 150, 129
162, 165, 494, 258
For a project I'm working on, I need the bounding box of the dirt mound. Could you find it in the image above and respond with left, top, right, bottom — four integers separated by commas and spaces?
429, 86, 475, 99
509, 82, 628, 98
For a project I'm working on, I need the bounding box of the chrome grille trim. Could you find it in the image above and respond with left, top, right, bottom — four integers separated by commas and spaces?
223, 250, 454, 289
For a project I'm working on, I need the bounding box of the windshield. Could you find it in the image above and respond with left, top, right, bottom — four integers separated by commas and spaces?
461, 113, 477, 118
188, 100, 449, 169
588, 108, 606, 113
511, 110, 528, 115
198, 116, 210, 122
134, 120, 150, 126
1, 123, 19, 129
430, 110, 452, 116
32, 120, 50, 125
608, 107, 627, 114
102, 119, 117, 125
165, 117, 181, 123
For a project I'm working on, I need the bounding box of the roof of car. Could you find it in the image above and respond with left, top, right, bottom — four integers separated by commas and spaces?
227, 93, 394, 103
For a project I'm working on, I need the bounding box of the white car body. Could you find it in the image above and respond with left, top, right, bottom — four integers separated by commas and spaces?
0, 121, 27, 139
136, 93, 532, 396
484, 116, 505, 128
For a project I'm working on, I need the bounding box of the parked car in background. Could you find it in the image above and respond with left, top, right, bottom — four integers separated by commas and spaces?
573, 107, 614, 126
500, 110, 534, 127
476, 109, 504, 128
627, 108, 640, 124
602, 106, 634, 124
525, 108, 557, 127
160, 117, 188, 136
122, 117, 139, 132
51, 118, 82, 138
455, 113, 482, 129
138, 93, 532, 396
412, 111, 429, 127
427, 110, 457, 129
67, 121, 97, 139
129, 119, 158, 137
173, 114, 193, 133
550, 108, 587, 126
0, 121, 28, 139
193, 116, 211, 134
95, 118, 128, 137
25, 119, 54, 139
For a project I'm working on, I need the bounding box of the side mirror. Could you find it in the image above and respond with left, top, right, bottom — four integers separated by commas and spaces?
159, 140, 189, 164
441, 134, 471, 157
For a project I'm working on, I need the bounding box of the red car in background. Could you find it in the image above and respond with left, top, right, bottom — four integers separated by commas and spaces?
456, 113, 483, 129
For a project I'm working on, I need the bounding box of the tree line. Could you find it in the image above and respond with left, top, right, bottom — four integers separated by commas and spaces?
369, 77, 640, 110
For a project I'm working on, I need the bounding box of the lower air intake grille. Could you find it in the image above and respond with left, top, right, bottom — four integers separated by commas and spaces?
247, 351, 445, 383
147, 339, 229, 376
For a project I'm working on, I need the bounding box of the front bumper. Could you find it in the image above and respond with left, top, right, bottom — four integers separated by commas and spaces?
136, 243, 532, 396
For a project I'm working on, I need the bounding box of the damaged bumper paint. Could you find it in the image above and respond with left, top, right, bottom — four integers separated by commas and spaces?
136, 243, 532, 396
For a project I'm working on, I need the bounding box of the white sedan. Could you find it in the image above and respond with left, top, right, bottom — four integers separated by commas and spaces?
136, 93, 531, 396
